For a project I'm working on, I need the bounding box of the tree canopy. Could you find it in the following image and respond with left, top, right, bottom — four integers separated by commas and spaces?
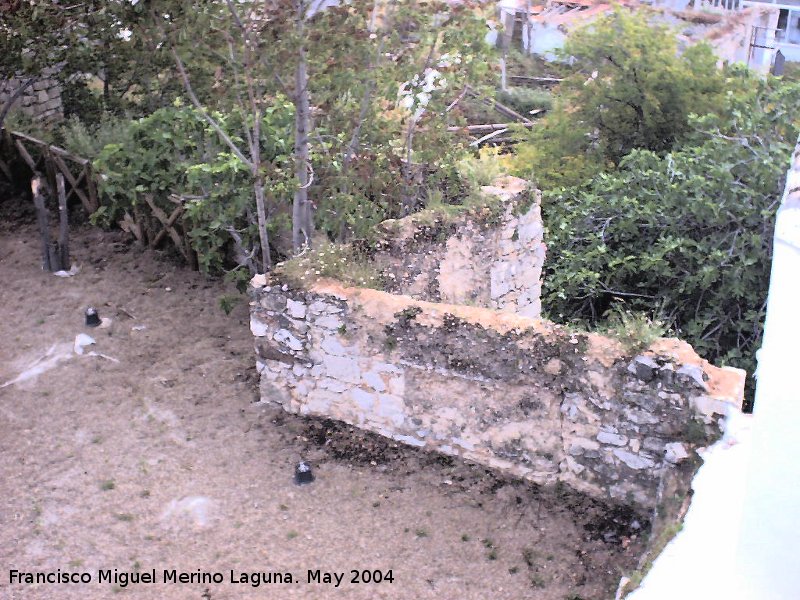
514, 10, 727, 188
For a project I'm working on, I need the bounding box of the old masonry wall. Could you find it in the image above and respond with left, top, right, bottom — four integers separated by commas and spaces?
371, 176, 546, 318
249, 278, 745, 513
0, 67, 64, 124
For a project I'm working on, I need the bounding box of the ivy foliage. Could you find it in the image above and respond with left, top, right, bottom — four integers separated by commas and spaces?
541, 75, 800, 385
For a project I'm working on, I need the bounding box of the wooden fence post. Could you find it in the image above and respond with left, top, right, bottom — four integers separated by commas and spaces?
57, 173, 69, 269
31, 175, 53, 271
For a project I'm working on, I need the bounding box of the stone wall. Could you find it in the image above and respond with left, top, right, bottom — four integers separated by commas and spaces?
372, 176, 546, 318
0, 67, 63, 124
249, 278, 745, 512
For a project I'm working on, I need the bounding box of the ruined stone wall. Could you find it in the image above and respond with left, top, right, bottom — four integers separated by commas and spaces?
0, 67, 63, 124
373, 176, 546, 318
250, 278, 744, 512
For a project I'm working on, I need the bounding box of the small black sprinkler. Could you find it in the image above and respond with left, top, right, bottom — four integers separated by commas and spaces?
294, 461, 315, 485
85, 307, 101, 327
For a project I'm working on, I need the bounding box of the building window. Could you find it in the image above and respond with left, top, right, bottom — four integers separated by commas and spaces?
790, 13, 800, 43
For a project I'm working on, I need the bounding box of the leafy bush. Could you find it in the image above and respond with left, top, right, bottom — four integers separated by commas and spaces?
61, 77, 105, 126
498, 87, 553, 115
541, 76, 800, 393
513, 10, 726, 189
93, 100, 295, 274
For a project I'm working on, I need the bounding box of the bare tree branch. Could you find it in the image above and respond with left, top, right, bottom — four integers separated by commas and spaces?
171, 47, 253, 169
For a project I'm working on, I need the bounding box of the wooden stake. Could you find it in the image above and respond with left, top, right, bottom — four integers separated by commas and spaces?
57, 173, 69, 270
31, 175, 53, 271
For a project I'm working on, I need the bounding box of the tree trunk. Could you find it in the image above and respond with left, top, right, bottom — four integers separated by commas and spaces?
292, 37, 312, 252
254, 176, 272, 272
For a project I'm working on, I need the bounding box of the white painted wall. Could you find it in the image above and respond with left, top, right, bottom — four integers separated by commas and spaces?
733, 138, 800, 599
627, 138, 800, 600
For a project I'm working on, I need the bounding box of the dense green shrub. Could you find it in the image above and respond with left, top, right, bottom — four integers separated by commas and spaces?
541, 77, 800, 394
513, 10, 726, 188
93, 100, 295, 275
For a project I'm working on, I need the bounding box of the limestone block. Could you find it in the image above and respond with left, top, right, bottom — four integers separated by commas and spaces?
613, 448, 655, 470
394, 434, 425, 448
37, 89, 49, 103
516, 218, 544, 244
286, 299, 307, 319
371, 362, 401, 374
314, 314, 343, 330
250, 316, 270, 337
387, 374, 405, 396
627, 355, 659, 381
362, 371, 387, 392
319, 378, 348, 393
260, 379, 291, 406
690, 394, 729, 422
260, 294, 286, 312
490, 263, 514, 299
565, 456, 586, 474
569, 438, 601, 456
597, 430, 628, 446
350, 387, 377, 411
303, 389, 339, 414
287, 318, 308, 335
373, 394, 406, 427
321, 354, 361, 384
320, 335, 350, 356
516, 303, 541, 319
677, 364, 708, 391
624, 407, 660, 425
273, 329, 304, 351
664, 442, 689, 464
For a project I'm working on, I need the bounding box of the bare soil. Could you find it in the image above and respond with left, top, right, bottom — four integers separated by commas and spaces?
0, 214, 645, 600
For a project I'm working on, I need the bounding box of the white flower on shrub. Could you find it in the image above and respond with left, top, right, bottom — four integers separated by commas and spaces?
398, 68, 448, 118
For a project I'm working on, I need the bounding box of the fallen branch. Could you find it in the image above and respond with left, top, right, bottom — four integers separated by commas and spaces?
509, 75, 564, 87
465, 85, 533, 125
447, 122, 537, 134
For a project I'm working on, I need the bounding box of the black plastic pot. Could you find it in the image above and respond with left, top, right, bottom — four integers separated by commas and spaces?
294, 461, 314, 485
85, 307, 101, 327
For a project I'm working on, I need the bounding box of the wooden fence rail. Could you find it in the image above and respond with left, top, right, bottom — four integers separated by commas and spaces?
0, 128, 99, 215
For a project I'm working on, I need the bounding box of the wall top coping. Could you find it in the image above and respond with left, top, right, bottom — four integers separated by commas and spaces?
250, 276, 746, 409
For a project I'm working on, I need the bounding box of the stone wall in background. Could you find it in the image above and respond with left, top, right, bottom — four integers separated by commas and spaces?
372, 176, 546, 318
249, 278, 745, 513
0, 67, 64, 124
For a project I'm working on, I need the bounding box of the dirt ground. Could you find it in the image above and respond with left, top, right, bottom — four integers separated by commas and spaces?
0, 210, 645, 599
